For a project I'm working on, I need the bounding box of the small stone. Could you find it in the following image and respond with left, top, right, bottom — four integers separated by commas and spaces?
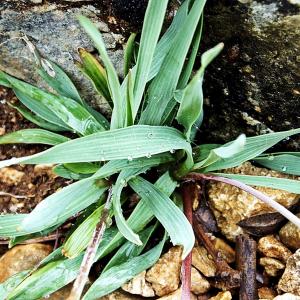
211, 237, 235, 263
192, 246, 216, 277
208, 162, 300, 241
278, 249, 300, 296
0, 167, 24, 185
0, 127, 5, 136
287, 0, 300, 7
34, 164, 56, 178
145, 246, 182, 296
258, 287, 277, 299
191, 267, 210, 295
209, 291, 232, 300
258, 235, 292, 262
0, 244, 52, 282
30, 0, 43, 3
157, 288, 197, 300
274, 293, 300, 300
122, 271, 155, 297
259, 257, 285, 277
279, 214, 300, 250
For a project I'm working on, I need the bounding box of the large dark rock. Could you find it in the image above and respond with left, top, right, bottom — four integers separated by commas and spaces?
0, 0, 299, 147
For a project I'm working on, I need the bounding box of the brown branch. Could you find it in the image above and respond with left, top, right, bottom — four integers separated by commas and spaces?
236, 234, 257, 300
67, 187, 113, 300
181, 183, 197, 300
0, 233, 64, 245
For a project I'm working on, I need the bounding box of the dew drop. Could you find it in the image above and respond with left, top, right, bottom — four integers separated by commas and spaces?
281, 166, 287, 172
146, 153, 152, 158
127, 156, 133, 161
120, 179, 127, 186
268, 155, 275, 161
101, 157, 105, 162
170, 149, 175, 154
147, 132, 153, 139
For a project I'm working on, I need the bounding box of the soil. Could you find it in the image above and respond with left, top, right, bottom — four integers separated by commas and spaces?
0, 86, 68, 214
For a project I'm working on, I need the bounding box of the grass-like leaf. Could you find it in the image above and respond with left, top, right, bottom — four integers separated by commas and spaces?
254, 154, 300, 176
124, 33, 137, 77
139, 0, 206, 126
78, 16, 124, 129
129, 176, 195, 259
0, 129, 69, 146
212, 173, 300, 194
0, 125, 191, 167
202, 128, 300, 172
0, 214, 27, 237
132, 0, 168, 121
82, 233, 167, 300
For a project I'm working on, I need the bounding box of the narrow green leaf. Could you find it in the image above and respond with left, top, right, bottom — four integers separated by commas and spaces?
0, 271, 29, 299
83, 234, 167, 300
3, 72, 106, 135
203, 128, 300, 172
63, 205, 104, 258
10, 103, 67, 132
103, 225, 156, 272
124, 33, 137, 77
129, 176, 194, 259
79, 16, 124, 129
140, 0, 206, 125
19, 179, 108, 233
193, 144, 221, 162
193, 134, 246, 169
0, 214, 27, 237
132, 0, 168, 121
0, 126, 191, 168
52, 165, 90, 180
125, 70, 134, 126
77, 48, 112, 106
113, 168, 148, 245
0, 129, 69, 146
38, 58, 83, 104
64, 162, 100, 174
254, 154, 300, 176
212, 173, 300, 194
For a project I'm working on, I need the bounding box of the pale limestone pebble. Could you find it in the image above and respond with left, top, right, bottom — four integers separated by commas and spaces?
122, 271, 155, 297
145, 246, 182, 296
0, 127, 5, 136
156, 287, 197, 300
208, 162, 300, 241
0, 167, 24, 185
287, 0, 300, 6
100, 290, 144, 299
258, 287, 277, 299
191, 267, 210, 295
209, 291, 232, 300
278, 249, 300, 296
33, 164, 57, 178
192, 246, 217, 277
259, 257, 285, 277
258, 235, 292, 263
279, 214, 300, 250
274, 293, 300, 300
0, 244, 52, 282
211, 237, 235, 263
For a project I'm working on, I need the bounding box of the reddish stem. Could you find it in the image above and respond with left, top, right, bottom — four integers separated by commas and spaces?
181, 183, 197, 300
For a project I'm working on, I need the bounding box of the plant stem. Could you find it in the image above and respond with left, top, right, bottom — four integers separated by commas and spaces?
67, 187, 113, 300
185, 173, 300, 228
181, 183, 196, 300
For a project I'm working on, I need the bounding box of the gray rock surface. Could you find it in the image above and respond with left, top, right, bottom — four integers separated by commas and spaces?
0, 0, 299, 148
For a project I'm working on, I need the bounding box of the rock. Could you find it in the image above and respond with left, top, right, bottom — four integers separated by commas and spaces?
192, 246, 217, 277
274, 293, 300, 300
258, 287, 277, 299
34, 164, 57, 178
200, 1, 300, 149
0, 1, 125, 113
211, 237, 235, 263
0, 167, 24, 185
122, 271, 155, 297
145, 246, 182, 297
258, 235, 292, 263
190, 267, 210, 295
208, 162, 299, 241
0, 243, 52, 282
100, 290, 144, 300
259, 257, 285, 277
279, 213, 300, 250
278, 249, 300, 296
209, 291, 232, 300
157, 287, 197, 300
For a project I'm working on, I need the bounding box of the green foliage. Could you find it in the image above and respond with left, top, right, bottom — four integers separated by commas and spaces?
0, 0, 299, 298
